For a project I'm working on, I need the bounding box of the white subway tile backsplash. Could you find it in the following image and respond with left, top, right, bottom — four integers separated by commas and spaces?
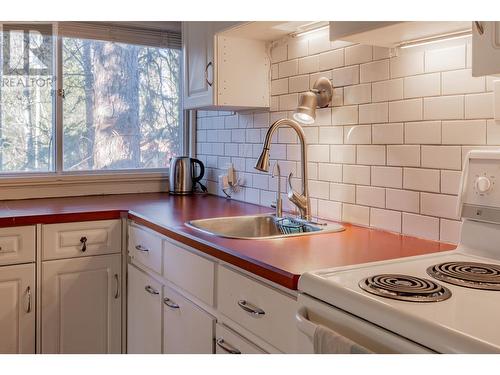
370, 208, 402, 233
357, 145, 386, 165
288, 37, 308, 59
424, 95, 464, 120
405, 121, 441, 144
442, 120, 487, 145
359, 102, 388, 124
278, 59, 298, 78
425, 44, 466, 73
332, 105, 359, 125
441, 170, 461, 195
372, 123, 404, 144
288, 75, 309, 93
319, 127, 343, 144
317, 200, 342, 221
465, 92, 494, 119
356, 185, 385, 208
390, 51, 424, 78
319, 49, 344, 71
198, 35, 495, 244
404, 73, 441, 98
308, 144, 330, 163
371, 166, 403, 188
360, 60, 389, 83
342, 204, 370, 226
421, 145, 461, 170
330, 183, 355, 203
442, 69, 485, 94
331, 145, 356, 164
403, 168, 440, 192
331, 66, 359, 87
420, 192, 458, 220
389, 99, 423, 122
343, 164, 370, 185
344, 125, 371, 144
271, 44, 287, 63
345, 44, 372, 65
402, 213, 439, 240
372, 79, 404, 102
386, 188, 419, 213
298, 55, 319, 74
440, 219, 462, 244
344, 84, 371, 105
387, 145, 420, 167
271, 78, 288, 95
309, 180, 330, 199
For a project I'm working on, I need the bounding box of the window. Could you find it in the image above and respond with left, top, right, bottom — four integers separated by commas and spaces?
0, 22, 182, 175
0, 24, 55, 173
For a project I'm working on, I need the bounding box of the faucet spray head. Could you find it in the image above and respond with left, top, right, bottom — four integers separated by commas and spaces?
254, 148, 270, 172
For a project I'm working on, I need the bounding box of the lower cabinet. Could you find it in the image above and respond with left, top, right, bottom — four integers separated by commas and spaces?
215, 323, 266, 354
127, 264, 162, 354
41, 254, 122, 353
0, 263, 35, 354
163, 285, 214, 354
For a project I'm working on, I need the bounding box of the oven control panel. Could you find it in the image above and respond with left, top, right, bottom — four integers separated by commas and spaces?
460, 150, 500, 223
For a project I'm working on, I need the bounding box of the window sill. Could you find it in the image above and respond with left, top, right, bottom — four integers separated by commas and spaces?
0, 171, 169, 200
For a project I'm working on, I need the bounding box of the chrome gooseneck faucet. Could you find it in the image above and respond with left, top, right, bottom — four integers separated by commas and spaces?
254, 118, 311, 221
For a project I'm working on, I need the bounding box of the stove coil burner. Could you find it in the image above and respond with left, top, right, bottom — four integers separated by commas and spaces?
359, 274, 452, 302
427, 261, 500, 291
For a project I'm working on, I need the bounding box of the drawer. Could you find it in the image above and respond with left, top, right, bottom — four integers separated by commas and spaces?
128, 223, 163, 275
0, 226, 35, 266
215, 323, 266, 354
217, 266, 298, 353
42, 220, 121, 261
163, 239, 215, 306
163, 285, 215, 354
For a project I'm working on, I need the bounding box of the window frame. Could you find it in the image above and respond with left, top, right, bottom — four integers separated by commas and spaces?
0, 22, 186, 182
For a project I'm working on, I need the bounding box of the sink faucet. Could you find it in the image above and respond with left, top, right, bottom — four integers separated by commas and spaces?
254, 118, 311, 221
271, 162, 283, 218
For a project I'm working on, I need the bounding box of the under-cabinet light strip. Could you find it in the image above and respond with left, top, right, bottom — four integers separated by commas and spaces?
398, 29, 472, 49
291, 24, 329, 38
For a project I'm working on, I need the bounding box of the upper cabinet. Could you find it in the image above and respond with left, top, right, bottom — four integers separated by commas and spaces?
329, 21, 471, 48
182, 22, 270, 111
472, 22, 500, 76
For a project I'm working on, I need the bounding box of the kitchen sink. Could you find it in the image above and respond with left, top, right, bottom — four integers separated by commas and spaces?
186, 214, 344, 240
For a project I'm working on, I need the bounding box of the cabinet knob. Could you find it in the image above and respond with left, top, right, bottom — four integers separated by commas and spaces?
80, 236, 88, 252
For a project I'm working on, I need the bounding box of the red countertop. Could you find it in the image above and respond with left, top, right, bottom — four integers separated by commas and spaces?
0, 193, 456, 289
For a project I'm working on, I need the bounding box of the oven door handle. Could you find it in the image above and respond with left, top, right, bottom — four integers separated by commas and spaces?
296, 307, 318, 340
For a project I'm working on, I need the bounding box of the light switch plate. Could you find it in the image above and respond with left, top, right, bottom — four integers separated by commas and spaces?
495, 80, 500, 121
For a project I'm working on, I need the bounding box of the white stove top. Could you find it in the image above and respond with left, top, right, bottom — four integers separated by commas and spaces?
299, 249, 500, 353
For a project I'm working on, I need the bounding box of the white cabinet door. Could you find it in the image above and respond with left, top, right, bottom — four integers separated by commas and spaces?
162, 285, 214, 354
182, 21, 215, 109
0, 263, 35, 354
127, 264, 162, 353
472, 21, 500, 76
41, 254, 122, 353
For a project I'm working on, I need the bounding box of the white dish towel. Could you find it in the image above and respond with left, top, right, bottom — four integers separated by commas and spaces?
313, 325, 372, 354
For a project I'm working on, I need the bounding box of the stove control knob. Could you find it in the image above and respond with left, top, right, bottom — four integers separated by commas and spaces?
475, 176, 492, 193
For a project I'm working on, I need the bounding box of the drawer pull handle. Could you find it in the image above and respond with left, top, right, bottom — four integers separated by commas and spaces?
216, 338, 241, 354
114, 274, 120, 299
25, 286, 32, 313
163, 297, 180, 309
145, 285, 159, 295
205, 61, 213, 87
135, 245, 149, 252
237, 300, 265, 316
80, 236, 87, 252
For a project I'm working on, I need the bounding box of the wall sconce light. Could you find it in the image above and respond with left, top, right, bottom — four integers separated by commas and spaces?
293, 77, 334, 125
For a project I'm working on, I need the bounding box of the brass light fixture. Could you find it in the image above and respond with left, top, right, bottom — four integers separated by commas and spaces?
293, 77, 334, 124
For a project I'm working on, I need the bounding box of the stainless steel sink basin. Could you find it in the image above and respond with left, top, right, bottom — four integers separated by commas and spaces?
186, 214, 344, 240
